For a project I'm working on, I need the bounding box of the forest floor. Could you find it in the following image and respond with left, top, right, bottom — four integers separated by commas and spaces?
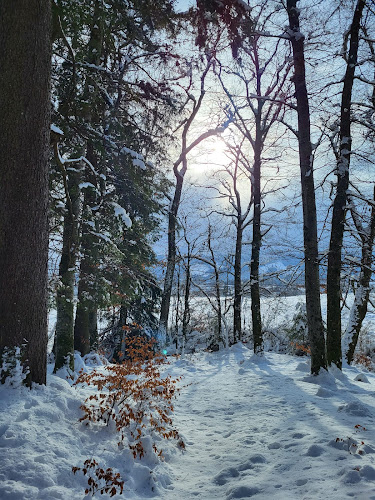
1, 344, 375, 499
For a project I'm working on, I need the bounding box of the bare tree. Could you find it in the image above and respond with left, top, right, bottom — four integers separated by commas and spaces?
159, 56, 225, 340
326, 0, 366, 369
214, 26, 290, 353
343, 187, 375, 363
205, 140, 254, 343
286, 0, 327, 374
190, 222, 231, 349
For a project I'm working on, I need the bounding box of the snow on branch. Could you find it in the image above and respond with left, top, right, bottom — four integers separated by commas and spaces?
108, 201, 132, 228
120, 146, 148, 170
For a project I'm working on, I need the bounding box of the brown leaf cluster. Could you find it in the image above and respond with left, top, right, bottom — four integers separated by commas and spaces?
73, 337, 184, 496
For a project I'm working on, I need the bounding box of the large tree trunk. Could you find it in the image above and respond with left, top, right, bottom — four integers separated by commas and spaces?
0, 0, 51, 386
287, 0, 326, 375
326, 0, 365, 369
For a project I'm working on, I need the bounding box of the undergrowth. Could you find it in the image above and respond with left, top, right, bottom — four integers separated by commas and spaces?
72, 336, 183, 496
72, 459, 124, 497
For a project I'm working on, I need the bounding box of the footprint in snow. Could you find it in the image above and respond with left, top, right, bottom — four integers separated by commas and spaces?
24, 398, 39, 409
305, 444, 325, 457
243, 438, 257, 445
238, 455, 267, 470
284, 442, 299, 449
226, 485, 261, 499
214, 455, 266, 486
214, 467, 240, 485
34, 455, 49, 464
15, 411, 29, 422
296, 478, 308, 486
34, 408, 60, 422
292, 432, 306, 439
0, 424, 8, 437
268, 442, 282, 450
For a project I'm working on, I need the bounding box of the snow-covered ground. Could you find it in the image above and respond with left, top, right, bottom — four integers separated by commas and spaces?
2, 345, 375, 499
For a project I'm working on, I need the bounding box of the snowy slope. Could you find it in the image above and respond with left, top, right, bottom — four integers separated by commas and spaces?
2, 346, 375, 499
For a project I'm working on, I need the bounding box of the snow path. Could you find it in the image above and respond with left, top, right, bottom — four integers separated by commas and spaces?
163, 345, 375, 500
2, 345, 375, 499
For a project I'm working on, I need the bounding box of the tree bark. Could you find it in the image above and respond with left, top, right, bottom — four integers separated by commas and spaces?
208, 226, 222, 348
54, 171, 81, 371
182, 251, 191, 346
74, 147, 99, 356
73, 7, 103, 356
0, 0, 51, 385
251, 102, 263, 354
343, 188, 375, 364
233, 218, 243, 343
287, 0, 326, 374
326, 0, 365, 369
251, 156, 262, 353
159, 173, 184, 340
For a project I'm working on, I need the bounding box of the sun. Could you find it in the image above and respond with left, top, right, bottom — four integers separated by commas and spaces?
188, 135, 231, 178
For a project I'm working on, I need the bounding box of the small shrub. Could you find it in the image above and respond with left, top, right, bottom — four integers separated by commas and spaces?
75, 336, 182, 457
0, 345, 29, 386
73, 337, 183, 496
283, 302, 310, 355
354, 353, 374, 371
290, 342, 311, 356
336, 425, 368, 455
72, 459, 124, 497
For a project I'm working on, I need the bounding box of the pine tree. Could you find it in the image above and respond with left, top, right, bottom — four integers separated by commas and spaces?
51, 0, 179, 362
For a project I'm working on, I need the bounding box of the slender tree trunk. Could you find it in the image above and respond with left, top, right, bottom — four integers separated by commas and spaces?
326, 0, 365, 369
89, 309, 98, 350
159, 59, 218, 341
233, 218, 243, 343
214, 264, 222, 348
159, 174, 184, 339
343, 188, 375, 364
208, 225, 222, 348
73, 8, 102, 355
251, 114, 263, 354
74, 149, 99, 355
287, 0, 326, 374
115, 305, 127, 362
54, 172, 81, 371
0, 0, 51, 385
174, 266, 181, 344
182, 253, 191, 345
55, 1, 103, 368
74, 231, 96, 356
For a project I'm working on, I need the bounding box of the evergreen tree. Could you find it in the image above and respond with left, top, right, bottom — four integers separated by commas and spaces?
51, 0, 179, 364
